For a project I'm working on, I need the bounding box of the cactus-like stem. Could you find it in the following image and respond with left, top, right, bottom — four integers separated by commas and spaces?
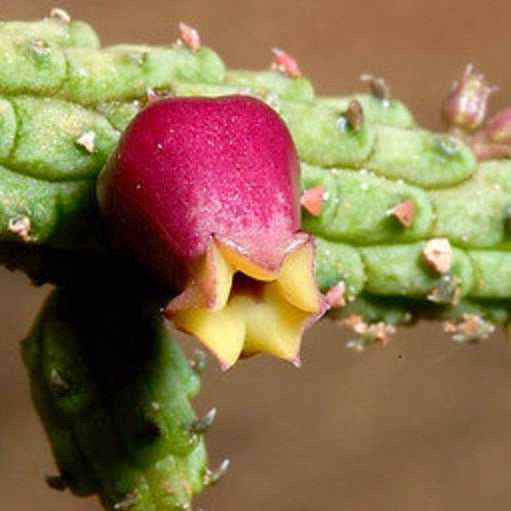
22, 285, 216, 511
2, 12, 511, 511
0, 16, 510, 344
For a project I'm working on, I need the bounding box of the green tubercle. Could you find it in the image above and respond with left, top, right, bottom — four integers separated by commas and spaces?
22, 287, 212, 511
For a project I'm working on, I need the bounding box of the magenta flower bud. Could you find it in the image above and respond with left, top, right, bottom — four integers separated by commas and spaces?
468, 107, 511, 161
485, 107, 511, 144
97, 95, 327, 369
442, 64, 498, 131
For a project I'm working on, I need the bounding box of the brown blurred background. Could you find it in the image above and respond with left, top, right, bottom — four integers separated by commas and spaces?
2, 1, 511, 510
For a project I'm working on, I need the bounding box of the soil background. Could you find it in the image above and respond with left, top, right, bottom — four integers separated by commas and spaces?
2, 1, 511, 510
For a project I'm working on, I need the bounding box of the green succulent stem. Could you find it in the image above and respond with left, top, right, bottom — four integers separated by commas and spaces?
22, 285, 209, 511
1, 16, 509, 335
4, 13, 511, 511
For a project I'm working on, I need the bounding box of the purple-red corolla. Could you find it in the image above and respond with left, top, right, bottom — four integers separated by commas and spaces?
97, 95, 326, 369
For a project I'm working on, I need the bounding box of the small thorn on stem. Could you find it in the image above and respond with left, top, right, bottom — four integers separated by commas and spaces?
271, 48, 302, 78
203, 459, 230, 486
387, 199, 416, 227
178, 22, 201, 52
143, 88, 175, 108
345, 100, 364, 130
325, 281, 346, 308
189, 407, 217, 435
8, 214, 34, 242
45, 474, 68, 491
360, 74, 390, 100
49, 368, 71, 397
300, 185, 325, 216
50, 8, 71, 24
145, 88, 159, 104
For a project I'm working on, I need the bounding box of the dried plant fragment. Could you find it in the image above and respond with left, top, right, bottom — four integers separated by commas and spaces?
75, 130, 96, 153
203, 459, 230, 486
345, 100, 364, 131
49, 8, 71, 24
427, 274, 461, 305
443, 313, 495, 343
360, 73, 390, 101
423, 238, 453, 273
188, 408, 217, 435
8, 214, 34, 242
342, 314, 396, 351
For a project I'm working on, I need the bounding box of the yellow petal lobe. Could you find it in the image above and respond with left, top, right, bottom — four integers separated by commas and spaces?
172, 305, 246, 370
165, 237, 326, 369
275, 242, 322, 312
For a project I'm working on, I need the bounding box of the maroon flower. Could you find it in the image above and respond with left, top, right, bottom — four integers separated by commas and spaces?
97, 95, 326, 369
